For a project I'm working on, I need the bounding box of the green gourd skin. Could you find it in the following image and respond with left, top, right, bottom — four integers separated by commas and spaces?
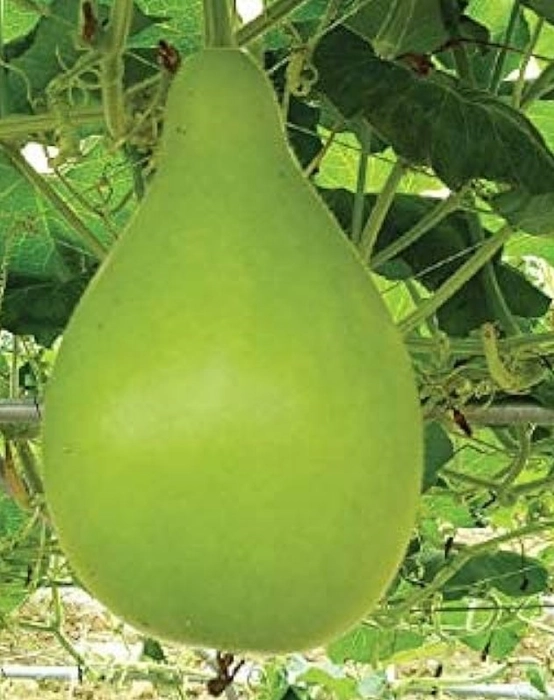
43, 49, 423, 653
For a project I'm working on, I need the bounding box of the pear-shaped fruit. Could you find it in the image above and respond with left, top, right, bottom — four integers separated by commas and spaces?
43, 48, 423, 653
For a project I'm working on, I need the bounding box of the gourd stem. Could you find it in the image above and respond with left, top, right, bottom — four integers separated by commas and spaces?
398, 225, 512, 337
101, 0, 134, 140
203, 0, 236, 48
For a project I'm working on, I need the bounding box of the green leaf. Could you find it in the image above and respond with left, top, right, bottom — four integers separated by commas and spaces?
298, 668, 358, 700
313, 27, 554, 193
1, 272, 94, 346
423, 422, 453, 491
462, 617, 527, 660
346, 0, 449, 58
0, 152, 98, 344
141, 637, 167, 662
492, 188, 554, 235
421, 491, 486, 528
430, 550, 549, 600
521, 0, 554, 24
0, 493, 44, 615
328, 625, 426, 664
527, 666, 549, 696
328, 625, 380, 664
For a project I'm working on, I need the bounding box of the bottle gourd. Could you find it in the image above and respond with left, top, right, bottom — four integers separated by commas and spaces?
43, 48, 423, 653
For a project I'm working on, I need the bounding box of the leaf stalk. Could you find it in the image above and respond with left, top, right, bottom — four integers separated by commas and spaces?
399, 226, 512, 336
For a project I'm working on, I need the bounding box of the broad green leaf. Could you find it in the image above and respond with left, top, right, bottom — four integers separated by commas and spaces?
298, 668, 358, 700
313, 27, 554, 193
0, 152, 96, 279
3, 0, 42, 43
492, 189, 554, 235
328, 624, 425, 664
527, 101, 554, 152
425, 550, 549, 600
346, 0, 449, 58
461, 616, 527, 659
420, 492, 477, 528
535, 15, 554, 57
1, 272, 93, 346
0, 148, 102, 344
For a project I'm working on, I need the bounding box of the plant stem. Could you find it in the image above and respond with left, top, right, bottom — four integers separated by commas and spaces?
14, 440, 44, 496
464, 212, 520, 336
521, 58, 554, 109
440, 0, 475, 85
0, 142, 108, 260
236, 0, 310, 45
441, 466, 498, 491
398, 226, 512, 336
0, 108, 104, 140
511, 473, 554, 498
464, 403, 554, 426
203, 0, 236, 48
351, 130, 370, 245
359, 157, 405, 262
512, 16, 545, 109
496, 426, 532, 502
370, 189, 467, 271
101, 0, 134, 139
488, 1, 521, 94
408, 330, 554, 359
